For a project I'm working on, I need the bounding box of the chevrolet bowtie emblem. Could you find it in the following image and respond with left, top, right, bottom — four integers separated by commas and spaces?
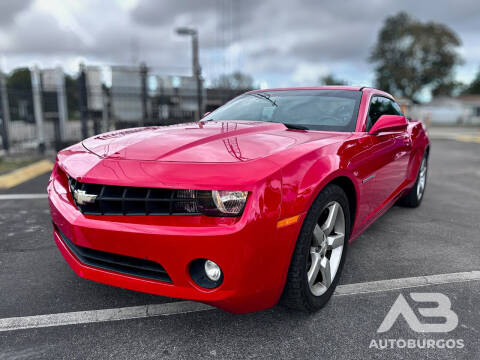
73, 189, 98, 205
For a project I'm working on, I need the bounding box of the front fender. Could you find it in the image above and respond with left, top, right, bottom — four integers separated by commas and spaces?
280, 151, 360, 220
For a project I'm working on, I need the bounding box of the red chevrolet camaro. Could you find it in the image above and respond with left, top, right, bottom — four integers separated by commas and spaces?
48, 86, 429, 313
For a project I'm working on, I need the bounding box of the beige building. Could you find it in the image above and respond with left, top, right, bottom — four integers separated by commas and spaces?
409, 95, 480, 125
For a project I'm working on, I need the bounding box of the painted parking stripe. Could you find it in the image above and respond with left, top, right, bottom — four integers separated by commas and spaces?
428, 133, 480, 143
0, 301, 213, 332
334, 270, 480, 296
455, 134, 480, 143
0, 270, 479, 332
0, 160, 53, 189
0, 194, 48, 200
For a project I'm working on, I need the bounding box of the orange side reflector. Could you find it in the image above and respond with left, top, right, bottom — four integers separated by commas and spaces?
277, 215, 301, 228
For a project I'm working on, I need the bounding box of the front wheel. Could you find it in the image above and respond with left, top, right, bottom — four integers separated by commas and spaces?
281, 184, 350, 312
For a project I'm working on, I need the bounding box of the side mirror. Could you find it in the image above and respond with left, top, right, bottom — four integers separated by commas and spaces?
202, 111, 211, 119
368, 115, 407, 135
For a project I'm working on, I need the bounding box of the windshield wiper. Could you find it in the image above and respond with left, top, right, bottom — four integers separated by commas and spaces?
249, 93, 278, 107
282, 123, 309, 130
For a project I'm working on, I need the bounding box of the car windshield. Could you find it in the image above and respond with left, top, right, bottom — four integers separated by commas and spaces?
203, 90, 362, 131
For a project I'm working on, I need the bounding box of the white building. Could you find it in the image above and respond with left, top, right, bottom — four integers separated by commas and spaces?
85, 66, 104, 112
457, 95, 480, 124
111, 66, 143, 122
409, 96, 480, 125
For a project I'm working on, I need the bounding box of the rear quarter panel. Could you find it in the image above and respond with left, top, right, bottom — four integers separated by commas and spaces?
405, 121, 430, 188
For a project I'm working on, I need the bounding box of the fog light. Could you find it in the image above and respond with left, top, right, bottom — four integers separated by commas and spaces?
204, 260, 221, 281
190, 258, 223, 289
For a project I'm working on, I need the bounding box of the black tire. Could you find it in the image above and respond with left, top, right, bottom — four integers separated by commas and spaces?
398, 153, 428, 208
281, 184, 351, 312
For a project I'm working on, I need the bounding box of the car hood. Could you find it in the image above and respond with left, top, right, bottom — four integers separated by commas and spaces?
82, 121, 349, 163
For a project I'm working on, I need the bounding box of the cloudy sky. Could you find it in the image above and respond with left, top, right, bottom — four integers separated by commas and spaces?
1, 0, 479, 89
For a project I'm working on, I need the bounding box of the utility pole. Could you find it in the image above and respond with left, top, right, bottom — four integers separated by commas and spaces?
140, 62, 148, 126
78, 63, 89, 139
0, 71, 10, 153
56, 66, 67, 144
176, 27, 203, 121
31, 66, 45, 153
192, 32, 203, 121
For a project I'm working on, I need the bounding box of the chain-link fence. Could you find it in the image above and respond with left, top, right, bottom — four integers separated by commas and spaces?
0, 64, 250, 155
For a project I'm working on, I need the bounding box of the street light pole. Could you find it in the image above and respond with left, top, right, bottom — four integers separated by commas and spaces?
176, 27, 203, 121
191, 32, 203, 121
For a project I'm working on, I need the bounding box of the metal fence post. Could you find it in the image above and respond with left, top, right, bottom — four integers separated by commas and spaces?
31, 66, 45, 154
0, 72, 10, 153
78, 64, 89, 139
140, 63, 148, 126
55, 66, 67, 144
102, 87, 110, 132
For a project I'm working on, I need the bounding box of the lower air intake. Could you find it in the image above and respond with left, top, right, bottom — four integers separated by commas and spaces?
55, 225, 172, 283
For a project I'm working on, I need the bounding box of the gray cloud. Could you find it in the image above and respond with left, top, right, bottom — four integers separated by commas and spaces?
131, 0, 216, 25
0, 0, 33, 27
130, 0, 480, 79
6, 13, 85, 54
131, 0, 258, 32
1, 0, 479, 86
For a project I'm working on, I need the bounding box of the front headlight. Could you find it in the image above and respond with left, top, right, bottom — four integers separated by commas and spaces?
212, 190, 249, 215
190, 190, 248, 217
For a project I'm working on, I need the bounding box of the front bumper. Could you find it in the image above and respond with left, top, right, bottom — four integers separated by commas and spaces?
48, 163, 303, 313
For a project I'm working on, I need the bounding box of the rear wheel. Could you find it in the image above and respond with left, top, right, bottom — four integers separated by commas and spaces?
398, 153, 428, 208
281, 184, 350, 312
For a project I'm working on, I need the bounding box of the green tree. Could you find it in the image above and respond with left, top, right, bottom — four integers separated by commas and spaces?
370, 12, 462, 102
462, 68, 480, 94
212, 71, 255, 89
432, 80, 465, 97
319, 74, 347, 86
65, 74, 80, 118
7, 68, 32, 90
6, 68, 33, 122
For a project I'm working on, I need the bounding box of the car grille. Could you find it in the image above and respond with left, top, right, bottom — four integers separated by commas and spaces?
54, 225, 172, 283
68, 178, 200, 216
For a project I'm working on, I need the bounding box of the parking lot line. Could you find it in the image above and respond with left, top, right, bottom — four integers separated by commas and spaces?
455, 134, 480, 143
0, 194, 48, 200
0, 270, 479, 332
334, 270, 480, 296
0, 301, 213, 333
0, 160, 53, 189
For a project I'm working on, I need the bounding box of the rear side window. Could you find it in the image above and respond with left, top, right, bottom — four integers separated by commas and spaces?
366, 96, 403, 131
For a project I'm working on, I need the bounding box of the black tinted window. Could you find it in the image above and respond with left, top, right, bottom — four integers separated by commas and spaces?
203, 90, 362, 132
366, 97, 403, 131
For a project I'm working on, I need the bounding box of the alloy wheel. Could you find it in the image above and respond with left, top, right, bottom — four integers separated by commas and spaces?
417, 157, 427, 200
307, 201, 345, 296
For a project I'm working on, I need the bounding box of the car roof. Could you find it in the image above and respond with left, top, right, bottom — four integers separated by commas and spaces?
248, 86, 362, 92
247, 86, 395, 99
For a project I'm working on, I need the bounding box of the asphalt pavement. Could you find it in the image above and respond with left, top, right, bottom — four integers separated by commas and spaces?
0, 138, 479, 359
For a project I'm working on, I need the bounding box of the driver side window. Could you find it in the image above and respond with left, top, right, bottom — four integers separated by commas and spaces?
366, 96, 403, 132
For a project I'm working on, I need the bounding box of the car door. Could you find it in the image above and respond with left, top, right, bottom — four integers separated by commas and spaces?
363, 96, 412, 216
